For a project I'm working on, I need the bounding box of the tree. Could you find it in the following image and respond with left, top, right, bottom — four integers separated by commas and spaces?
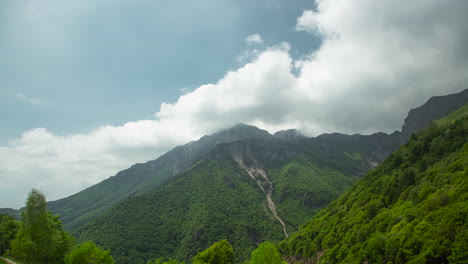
65, 241, 114, 264
0, 214, 19, 255
10, 189, 73, 263
147, 258, 185, 264
251, 241, 285, 264
192, 240, 234, 264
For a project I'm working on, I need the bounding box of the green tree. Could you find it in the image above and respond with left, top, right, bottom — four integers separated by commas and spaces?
192, 240, 234, 264
11, 189, 73, 263
0, 214, 19, 255
65, 241, 114, 264
251, 241, 285, 264
147, 258, 185, 264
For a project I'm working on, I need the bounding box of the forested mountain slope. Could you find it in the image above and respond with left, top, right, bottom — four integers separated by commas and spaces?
44, 89, 467, 232
76, 130, 399, 264
280, 105, 468, 263
47, 124, 271, 230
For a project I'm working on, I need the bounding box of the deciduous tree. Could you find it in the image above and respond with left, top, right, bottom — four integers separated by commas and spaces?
251, 241, 285, 264
65, 241, 114, 264
10, 189, 73, 263
192, 240, 234, 264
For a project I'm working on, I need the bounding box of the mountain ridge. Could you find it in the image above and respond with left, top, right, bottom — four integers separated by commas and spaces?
399, 88, 468, 143
71, 89, 468, 263
279, 102, 468, 263
46, 123, 272, 230
3, 89, 467, 237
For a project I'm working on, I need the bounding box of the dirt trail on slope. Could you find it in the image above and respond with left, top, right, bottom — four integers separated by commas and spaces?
234, 157, 289, 237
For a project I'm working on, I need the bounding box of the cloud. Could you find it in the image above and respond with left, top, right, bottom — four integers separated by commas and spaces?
15, 93, 51, 106
245, 34, 264, 45
0, 121, 188, 208
1, 0, 468, 208
295, 10, 321, 34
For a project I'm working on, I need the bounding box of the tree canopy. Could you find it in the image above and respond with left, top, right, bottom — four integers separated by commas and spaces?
0, 214, 19, 255
65, 241, 114, 264
192, 240, 235, 264
251, 241, 285, 264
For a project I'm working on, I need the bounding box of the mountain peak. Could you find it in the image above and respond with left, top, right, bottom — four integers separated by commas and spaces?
400, 88, 468, 143
209, 123, 271, 142
273, 129, 304, 141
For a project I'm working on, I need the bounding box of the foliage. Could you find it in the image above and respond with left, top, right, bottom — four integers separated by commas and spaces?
0, 214, 19, 255
192, 240, 234, 264
435, 103, 468, 126
251, 241, 286, 264
280, 114, 468, 263
147, 257, 185, 264
65, 241, 114, 264
76, 156, 285, 263
10, 189, 74, 264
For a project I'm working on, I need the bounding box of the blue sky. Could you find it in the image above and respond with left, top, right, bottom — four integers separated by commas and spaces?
1, 0, 467, 208
0, 0, 319, 143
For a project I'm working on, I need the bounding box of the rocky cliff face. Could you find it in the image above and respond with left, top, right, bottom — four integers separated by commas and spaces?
400, 88, 468, 143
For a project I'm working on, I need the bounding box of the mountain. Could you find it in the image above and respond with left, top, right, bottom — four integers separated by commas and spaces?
279, 105, 468, 263
39, 89, 465, 264
0, 208, 20, 220
47, 124, 271, 230
76, 131, 399, 263
399, 88, 468, 143
43, 89, 468, 233
273, 129, 305, 141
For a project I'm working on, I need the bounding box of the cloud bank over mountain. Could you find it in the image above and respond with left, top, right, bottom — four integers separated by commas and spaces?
1, 0, 467, 207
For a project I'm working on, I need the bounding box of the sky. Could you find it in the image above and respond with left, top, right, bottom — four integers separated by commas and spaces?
1, 0, 467, 208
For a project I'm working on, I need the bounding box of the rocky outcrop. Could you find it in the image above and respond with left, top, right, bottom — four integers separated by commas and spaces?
400, 88, 468, 143
233, 155, 289, 238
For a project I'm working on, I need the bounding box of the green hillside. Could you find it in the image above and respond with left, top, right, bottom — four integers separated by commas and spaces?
75, 131, 398, 264
78, 155, 285, 264
435, 103, 468, 126
280, 111, 468, 263
0, 209, 20, 220
47, 124, 272, 231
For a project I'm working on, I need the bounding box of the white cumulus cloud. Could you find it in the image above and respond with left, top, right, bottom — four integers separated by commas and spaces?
245, 34, 264, 45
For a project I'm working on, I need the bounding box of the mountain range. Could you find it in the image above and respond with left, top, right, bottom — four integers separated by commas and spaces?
1, 88, 467, 263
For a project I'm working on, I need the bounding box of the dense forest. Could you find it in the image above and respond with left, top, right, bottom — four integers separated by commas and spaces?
280, 107, 468, 263
0, 191, 285, 264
